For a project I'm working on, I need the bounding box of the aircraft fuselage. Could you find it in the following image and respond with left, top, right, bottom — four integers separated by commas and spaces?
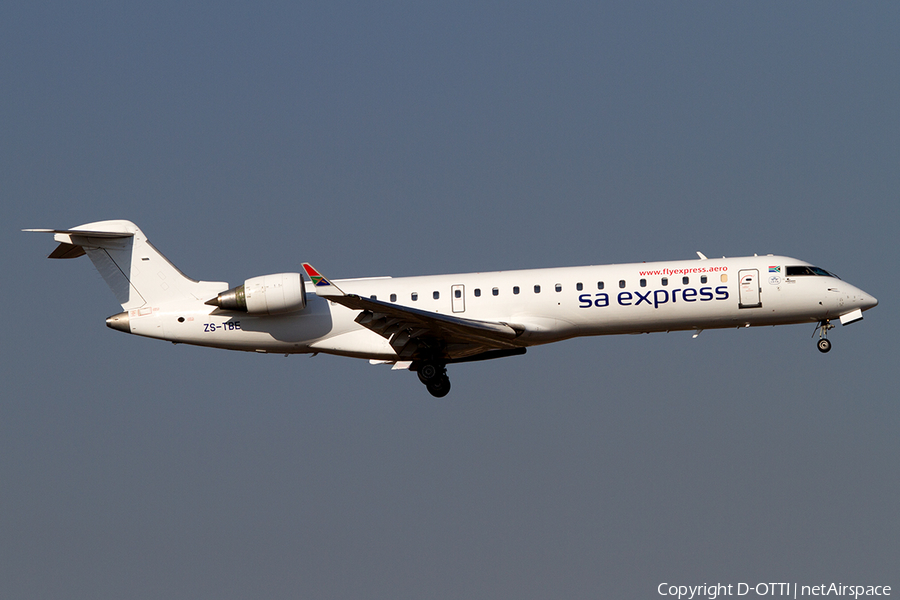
126, 255, 875, 358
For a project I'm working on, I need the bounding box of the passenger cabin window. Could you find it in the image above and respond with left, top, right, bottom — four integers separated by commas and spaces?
534, 285, 541, 294
598, 281, 605, 290
370, 295, 377, 300
619, 280, 626, 289
390, 294, 397, 302
701, 275, 708, 284
492, 288, 499, 296
661, 277, 668, 286
555, 284, 562, 292
474, 288, 481, 297
433, 291, 440, 300
411, 292, 418, 301
576, 282, 583, 291
721, 274, 728, 283
454, 289, 461, 298
513, 286, 520, 295
640, 278, 647, 287
682, 276, 689, 285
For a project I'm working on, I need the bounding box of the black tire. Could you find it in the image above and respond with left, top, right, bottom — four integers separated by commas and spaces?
418, 362, 442, 384
817, 338, 832, 353
427, 377, 451, 398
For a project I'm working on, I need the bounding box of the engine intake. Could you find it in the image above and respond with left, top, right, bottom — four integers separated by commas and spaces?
206, 272, 306, 315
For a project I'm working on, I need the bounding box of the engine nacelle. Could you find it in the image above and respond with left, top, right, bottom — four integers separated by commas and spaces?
206, 272, 306, 315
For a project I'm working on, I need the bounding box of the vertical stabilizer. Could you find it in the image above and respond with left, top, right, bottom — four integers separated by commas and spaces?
27, 220, 227, 310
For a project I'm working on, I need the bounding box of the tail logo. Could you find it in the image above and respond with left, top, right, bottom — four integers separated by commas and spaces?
302, 264, 331, 287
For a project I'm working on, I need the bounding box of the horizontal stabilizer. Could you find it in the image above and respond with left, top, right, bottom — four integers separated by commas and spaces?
26, 220, 227, 309
25, 227, 136, 259
48, 243, 86, 259
24, 228, 135, 238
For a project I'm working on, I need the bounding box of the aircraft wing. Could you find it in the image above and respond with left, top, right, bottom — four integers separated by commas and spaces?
302, 263, 524, 360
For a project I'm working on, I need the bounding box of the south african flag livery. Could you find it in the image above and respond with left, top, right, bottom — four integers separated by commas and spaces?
769, 265, 781, 273
302, 263, 331, 286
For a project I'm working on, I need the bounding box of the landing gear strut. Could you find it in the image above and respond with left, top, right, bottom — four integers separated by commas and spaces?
416, 360, 451, 397
815, 320, 834, 353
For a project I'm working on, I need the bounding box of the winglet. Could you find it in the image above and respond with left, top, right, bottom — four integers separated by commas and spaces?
302, 263, 346, 296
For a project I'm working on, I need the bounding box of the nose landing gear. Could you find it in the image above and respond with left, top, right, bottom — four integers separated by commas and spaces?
815, 320, 834, 353
416, 360, 451, 397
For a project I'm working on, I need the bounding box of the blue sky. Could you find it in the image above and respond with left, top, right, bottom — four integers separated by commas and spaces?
2, 2, 898, 599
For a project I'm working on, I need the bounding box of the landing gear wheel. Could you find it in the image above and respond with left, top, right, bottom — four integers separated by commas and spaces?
427, 377, 451, 398
814, 319, 834, 353
416, 360, 451, 396
418, 362, 441, 384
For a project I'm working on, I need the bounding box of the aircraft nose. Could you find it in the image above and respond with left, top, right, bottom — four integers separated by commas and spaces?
861, 291, 878, 311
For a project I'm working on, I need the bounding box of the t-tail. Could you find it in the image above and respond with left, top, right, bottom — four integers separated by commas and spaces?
25, 220, 227, 330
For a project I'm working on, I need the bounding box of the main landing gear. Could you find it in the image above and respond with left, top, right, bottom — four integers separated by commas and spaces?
815, 320, 834, 353
417, 361, 451, 397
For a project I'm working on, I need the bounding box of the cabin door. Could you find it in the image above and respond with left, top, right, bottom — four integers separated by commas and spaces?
451, 284, 465, 313
738, 269, 762, 308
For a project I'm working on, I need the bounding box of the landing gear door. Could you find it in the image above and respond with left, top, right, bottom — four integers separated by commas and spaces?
451, 284, 465, 313
738, 269, 762, 309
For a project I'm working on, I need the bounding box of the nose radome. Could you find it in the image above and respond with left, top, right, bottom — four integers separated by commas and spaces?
862, 292, 878, 310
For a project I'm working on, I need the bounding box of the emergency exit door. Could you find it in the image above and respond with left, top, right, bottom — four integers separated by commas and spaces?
451, 284, 465, 313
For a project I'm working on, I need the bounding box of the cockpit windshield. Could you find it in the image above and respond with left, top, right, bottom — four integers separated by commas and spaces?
785, 266, 840, 279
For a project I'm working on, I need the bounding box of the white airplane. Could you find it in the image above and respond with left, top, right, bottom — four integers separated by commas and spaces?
27, 220, 877, 397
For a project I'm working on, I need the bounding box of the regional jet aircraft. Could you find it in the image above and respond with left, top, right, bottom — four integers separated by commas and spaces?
26, 220, 877, 397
